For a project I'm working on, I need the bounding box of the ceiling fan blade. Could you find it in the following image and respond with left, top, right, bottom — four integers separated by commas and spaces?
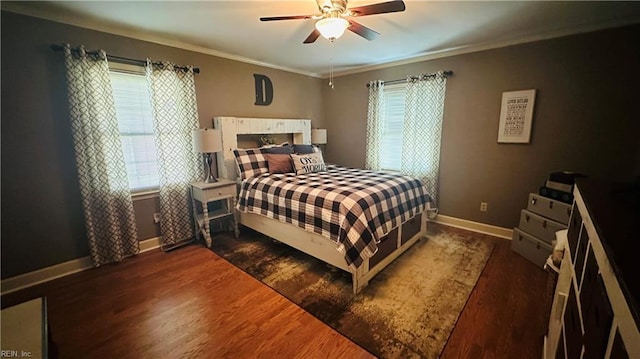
348, 0, 406, 17
260, 15, 313, 21
347, 20, 380, 41
303, 29, 321, 44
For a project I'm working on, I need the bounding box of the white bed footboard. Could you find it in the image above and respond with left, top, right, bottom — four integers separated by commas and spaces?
239, 210, 428, 294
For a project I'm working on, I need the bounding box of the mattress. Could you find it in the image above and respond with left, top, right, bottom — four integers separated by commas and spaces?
236, 166, 431, 269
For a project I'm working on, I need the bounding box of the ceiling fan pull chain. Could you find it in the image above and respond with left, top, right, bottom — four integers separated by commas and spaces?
329, 41, 335, 88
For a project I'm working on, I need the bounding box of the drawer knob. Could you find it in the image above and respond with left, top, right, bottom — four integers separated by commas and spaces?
525, 214, 530, 222
542, 220, 547, 228
536, 243, 541, 250
218, 191, 223, 195
531, 197, 537, 205
549, 201, 554, 209
518, 235, 523, 241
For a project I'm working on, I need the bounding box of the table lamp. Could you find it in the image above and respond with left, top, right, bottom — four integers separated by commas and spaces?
311, 129, 327, 145
192, 128, 222, 183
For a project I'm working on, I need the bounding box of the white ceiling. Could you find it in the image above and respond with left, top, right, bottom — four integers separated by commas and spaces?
4, 1, 640, 77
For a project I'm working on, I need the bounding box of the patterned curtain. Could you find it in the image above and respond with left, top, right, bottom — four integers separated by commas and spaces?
62, 44, 139, 266
146, 61, 203, 247
401, 71, 447, 203
365, 80, 385, 170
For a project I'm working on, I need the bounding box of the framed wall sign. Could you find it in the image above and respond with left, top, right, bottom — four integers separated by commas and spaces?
497, 89, 536, 143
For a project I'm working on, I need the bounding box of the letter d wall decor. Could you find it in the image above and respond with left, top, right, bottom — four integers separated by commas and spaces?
254, 74, 273, 106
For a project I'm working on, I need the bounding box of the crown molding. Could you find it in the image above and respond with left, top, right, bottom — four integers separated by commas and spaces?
3, 2, 638, 80
329, 16, 640, 78
1, 2, 323, 78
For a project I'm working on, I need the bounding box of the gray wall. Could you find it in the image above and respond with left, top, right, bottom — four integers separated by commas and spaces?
323, 24, 640, 229
2, 10, 639, 279
1, 11, 324, 278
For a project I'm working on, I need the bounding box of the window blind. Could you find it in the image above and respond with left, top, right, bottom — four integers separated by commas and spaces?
380, 83, 405, 171
110, 70, 159, 191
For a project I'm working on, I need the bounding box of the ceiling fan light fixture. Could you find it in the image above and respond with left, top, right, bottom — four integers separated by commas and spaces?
315, 17, 349, 41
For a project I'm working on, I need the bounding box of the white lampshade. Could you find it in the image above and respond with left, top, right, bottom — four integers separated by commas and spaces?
315, 17, 349, 40
311, 129, 327, 145
192, 128, 222, 153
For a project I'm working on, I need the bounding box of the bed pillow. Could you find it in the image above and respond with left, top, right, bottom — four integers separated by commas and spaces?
265, 144, 294, 154
266, 154, 294, 174
291, 152, 327, 175
233, 148, 269, 180
293, 144, 317, 154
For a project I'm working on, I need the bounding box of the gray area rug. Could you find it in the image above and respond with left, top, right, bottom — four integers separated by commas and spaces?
211, 223, 494, 358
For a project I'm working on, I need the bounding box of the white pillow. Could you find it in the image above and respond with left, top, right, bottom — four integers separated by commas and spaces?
290, 152, 327, 175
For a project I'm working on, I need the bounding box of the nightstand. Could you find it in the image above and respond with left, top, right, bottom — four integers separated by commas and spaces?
190, 179, 239, 247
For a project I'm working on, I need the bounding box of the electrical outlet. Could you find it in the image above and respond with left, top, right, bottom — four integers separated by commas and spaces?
153, 213, 161, 223
480, 202, 488, 212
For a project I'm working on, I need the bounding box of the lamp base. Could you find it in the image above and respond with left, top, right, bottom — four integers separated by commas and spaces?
204, 153, 218, 183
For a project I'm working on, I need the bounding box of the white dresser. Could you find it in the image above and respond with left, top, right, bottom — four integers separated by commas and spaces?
544, 179, 639, 358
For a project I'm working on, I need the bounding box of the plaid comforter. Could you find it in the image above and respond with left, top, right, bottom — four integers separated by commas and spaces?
236, 166, 431, 270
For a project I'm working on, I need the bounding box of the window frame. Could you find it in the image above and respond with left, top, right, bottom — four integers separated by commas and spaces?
109, 62, 160, 196
379, 83, 406, 172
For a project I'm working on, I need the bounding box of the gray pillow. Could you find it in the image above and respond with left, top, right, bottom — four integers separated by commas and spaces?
293, 144, 316, 154
266, 144, 293, 154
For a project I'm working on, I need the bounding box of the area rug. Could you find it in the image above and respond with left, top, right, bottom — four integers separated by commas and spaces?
211, 223, 494, 358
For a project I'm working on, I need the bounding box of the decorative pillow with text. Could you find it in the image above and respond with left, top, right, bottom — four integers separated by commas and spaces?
291, 152, 327, 175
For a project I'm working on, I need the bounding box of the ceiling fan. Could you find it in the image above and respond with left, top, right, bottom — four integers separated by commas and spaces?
260, 0, 406, 43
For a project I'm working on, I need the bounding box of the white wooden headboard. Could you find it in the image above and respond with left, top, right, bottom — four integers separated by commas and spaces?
213, 117, 311, 181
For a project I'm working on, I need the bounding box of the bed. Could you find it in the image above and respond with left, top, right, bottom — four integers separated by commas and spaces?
214, 117, 432, 294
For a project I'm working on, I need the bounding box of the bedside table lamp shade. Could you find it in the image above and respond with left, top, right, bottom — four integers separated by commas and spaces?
311, 129, 327, 145
192, 129, 222, 183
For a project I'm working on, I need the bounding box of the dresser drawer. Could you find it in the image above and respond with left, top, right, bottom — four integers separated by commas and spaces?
511, 228, 552, 268
518, 209, 567, 245
527, 193, 572, 225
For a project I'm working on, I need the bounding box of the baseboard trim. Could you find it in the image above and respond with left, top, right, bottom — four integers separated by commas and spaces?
431, 214, 513, 240
1, 237, 163, 295
1, 256, 94, 296
140, 236, 162, 253
1, 220, 509, 295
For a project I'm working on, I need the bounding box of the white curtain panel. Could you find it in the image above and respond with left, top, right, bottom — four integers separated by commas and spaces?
401, 71, 447, 203
62, 44, 139, 266
365, 80, 385, 170
146, 61, 204, 246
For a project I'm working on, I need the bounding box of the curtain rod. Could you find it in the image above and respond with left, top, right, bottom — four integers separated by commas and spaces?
366, 70, 452, 87
50, 44, 200, 74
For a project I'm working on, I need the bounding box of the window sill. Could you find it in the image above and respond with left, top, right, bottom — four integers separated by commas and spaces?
132, 189, 159, 201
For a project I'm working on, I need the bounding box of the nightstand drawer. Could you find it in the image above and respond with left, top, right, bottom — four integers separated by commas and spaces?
192, 182, 236, 201
204, 183, 235, 199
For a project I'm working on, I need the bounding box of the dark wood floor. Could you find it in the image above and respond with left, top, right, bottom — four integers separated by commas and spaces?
2, 223, 552, 358
440, 225, 553, 359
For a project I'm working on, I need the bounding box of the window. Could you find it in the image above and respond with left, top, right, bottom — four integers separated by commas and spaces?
379, 83, 405, 171
109, 69, 159, 192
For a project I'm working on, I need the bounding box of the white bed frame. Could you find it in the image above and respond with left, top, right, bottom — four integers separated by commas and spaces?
213, 116, 427, 294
